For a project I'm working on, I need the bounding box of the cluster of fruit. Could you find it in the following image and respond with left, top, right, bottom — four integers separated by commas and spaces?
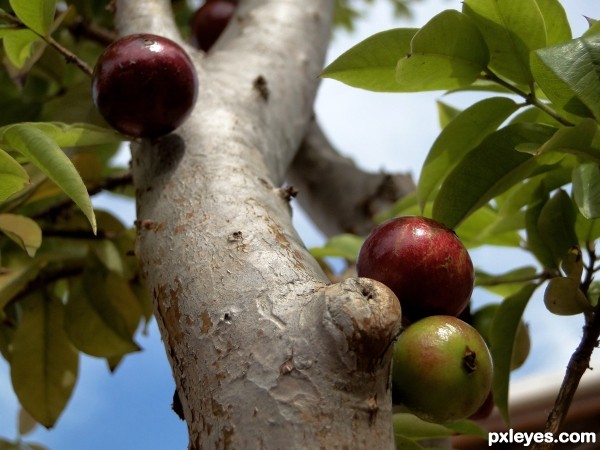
91, 0, 237, 139
357, 216, 528, 423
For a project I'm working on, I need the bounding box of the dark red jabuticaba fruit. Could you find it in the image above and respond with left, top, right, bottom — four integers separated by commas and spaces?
190, 0, 237, 51
92, 33, 198, 138
357, 216, 474, 322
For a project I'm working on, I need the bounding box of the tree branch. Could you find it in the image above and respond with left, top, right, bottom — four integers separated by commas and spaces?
532, 308, 600, 450
288, 118, 415, 237
118, 0, 400, 448
533, 249, 600, 449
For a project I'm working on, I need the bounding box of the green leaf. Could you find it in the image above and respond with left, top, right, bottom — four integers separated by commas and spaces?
0, 261, 42, 312
0, 320, 15, 360
455, 206, 523, 248
35, 237, 90, 263
509, 105, 564, 127
0, 214, 42, 257
463, 0, 547, 85
496, 164, 574, 216
92, 239, 132, 279
0, 146, 29, 202
432, 123, 557, 229
7, 122, 125, 147
18, 407, 38, 436
444, 419, 488, 438
0, 28, 40, 68
490, 283, 537, 425
537, 119, 600, 163
309, 233, 363, 261
576, 211, 600, 245
418, 97, 518, 209
573, 163, 600, 219
395, 10, 489, 91
9, 0, 56, 36
525, 188, 556, 268
0, 439, 23, 450
2, 123, 96, 233
476, 266, 538, 297
588, 280, 600, 308
393, 435, 425, 450
65, 268, 141, 358
321, 28, 418, 92
10, 292, 79, 428
532, 35, 600, 120
583, 19, 600, 38
537, 189, 578, 267
393, 413, 453, 439
536, 0, 571, 46
27, 443, 50, 450
436, 101, 461, 129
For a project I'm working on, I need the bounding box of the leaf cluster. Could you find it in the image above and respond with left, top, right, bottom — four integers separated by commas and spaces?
320, 0, 600, 442
0, 0, 154, 433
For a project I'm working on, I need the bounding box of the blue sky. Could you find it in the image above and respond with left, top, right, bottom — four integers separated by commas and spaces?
1, 1, 598, 448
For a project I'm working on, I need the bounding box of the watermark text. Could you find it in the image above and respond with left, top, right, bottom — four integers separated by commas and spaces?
488, 429, 597, 447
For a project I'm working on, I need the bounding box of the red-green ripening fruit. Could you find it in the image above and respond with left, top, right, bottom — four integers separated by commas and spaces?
190, 0, 237, 51
357, 216, 474, 322
92, 34, 198, 138
392, 316, 493, 423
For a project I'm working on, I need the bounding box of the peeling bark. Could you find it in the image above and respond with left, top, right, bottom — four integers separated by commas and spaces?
116, 0, 401, 448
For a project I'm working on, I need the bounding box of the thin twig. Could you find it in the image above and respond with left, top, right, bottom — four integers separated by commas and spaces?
531, 310, 600, 450
42, 228, 116, 240
476, 270, 553, 287
483, 69, 574, 127
32, 171, 133, 220
0, 10, 94, 78
581, 244, 597, 294
531, 247, 600, 450
10, 261, 85, 305
45, 35, 94, 77
67, 16, 116, 47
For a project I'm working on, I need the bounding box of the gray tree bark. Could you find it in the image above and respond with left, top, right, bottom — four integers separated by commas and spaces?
290, 119, 415, 237
116, 0, 401, 448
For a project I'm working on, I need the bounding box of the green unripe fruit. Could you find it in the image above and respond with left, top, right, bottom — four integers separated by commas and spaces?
544, 276, 588, 316
392, 315, 493, 423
